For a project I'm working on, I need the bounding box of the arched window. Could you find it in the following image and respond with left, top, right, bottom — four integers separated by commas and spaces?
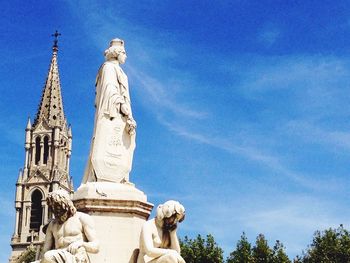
30, 190, 43, 231
35, 137, 41, 165
43, 136, 49, 164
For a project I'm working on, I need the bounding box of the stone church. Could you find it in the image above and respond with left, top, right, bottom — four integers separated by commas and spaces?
9, 34, 74, 262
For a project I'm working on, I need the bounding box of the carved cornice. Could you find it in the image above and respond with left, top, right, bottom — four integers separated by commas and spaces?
74, 199, 153, 219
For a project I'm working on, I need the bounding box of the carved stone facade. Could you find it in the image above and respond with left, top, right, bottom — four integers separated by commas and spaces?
9, 39, 74, 262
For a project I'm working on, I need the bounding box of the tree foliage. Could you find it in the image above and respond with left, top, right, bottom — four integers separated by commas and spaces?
15, 244, 37, 263
252, 234, 273, 263
180, 234, 224, 263
227, 232, 252, 263
180, 226, 350, 263
271, 240, 290, 263
301, 224, 350, 263
227, 233, 290, 263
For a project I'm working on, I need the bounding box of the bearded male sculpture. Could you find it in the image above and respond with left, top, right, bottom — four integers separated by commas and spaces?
36, 190, 99, 263
137, 201, 186, 263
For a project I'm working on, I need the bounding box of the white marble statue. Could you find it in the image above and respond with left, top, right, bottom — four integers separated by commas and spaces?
83, 38, 136, 184
137, 201, 186, 263
36, 190, 99, 263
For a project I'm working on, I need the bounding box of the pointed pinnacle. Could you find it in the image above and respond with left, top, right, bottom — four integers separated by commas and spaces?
17, 169, 23, 184
68, 125, 72, 137
26, 117, 32, 130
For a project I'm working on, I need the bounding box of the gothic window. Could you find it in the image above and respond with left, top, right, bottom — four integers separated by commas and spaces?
43, 136, 49, 164
35, 137, 41, 165
30, 190, 43, 232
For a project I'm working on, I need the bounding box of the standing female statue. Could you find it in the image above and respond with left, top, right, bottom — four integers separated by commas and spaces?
83, 39, 136, 184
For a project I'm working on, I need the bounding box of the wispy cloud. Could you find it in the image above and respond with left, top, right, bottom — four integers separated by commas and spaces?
128, 67, 207, 120
258, 25, 280, 46
237, 55, 348, 92
161, 120, 339, 191
286, 120, 350, 151
234, 55, 350, 120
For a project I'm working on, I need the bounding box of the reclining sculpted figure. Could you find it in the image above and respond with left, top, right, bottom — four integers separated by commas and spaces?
35, 190, 99, 263
137, 200, 186, 263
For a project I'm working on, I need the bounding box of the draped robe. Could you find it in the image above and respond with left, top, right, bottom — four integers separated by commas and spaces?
82, 61, 136, 183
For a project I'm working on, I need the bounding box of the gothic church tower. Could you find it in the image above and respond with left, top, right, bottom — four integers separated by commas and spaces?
9, 33, 74, 262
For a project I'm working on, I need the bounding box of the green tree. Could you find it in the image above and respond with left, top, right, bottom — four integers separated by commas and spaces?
271, 240, 291, 263
227, 232, 252, 263
16, 244, 37, 263
180, 234, 224, 263
252, 234, 273, 263
301, 224, 350, 263
293, 255, 303, 263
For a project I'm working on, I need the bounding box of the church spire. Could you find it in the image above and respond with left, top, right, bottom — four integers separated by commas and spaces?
33, 31, 66, 128
9, 32, 74, 262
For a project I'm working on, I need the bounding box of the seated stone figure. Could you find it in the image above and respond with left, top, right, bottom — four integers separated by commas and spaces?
137, 200, 186, 263
36, 190, 99, 263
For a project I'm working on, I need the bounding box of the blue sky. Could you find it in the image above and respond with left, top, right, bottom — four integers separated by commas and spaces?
2, 0, 350, 261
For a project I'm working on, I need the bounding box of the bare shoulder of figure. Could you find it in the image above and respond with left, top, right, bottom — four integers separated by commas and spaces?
50, 218, 59, 227
77, 211, 94, 225
143, 218, 155, 230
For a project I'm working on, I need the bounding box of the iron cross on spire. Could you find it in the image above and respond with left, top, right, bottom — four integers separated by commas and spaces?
51, 30, 61, 51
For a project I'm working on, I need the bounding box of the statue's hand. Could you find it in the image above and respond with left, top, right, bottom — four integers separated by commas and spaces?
167, 249, 179, 256
168, 223, 178, 232
121, 104, 130, 116
67, 240, 83, 254
127, 117, 137, 135
167, 249, 185, 262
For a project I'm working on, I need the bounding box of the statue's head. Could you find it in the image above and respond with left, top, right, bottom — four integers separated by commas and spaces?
156, 200, 185, 231
47, 190, 76, 223
104, 38, 127, 64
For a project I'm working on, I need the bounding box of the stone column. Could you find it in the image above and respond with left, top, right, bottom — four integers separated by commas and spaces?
53, 127, 60, 166
31, 143, 36, 166
66, 155, 70, 172
74, 182, 153, 263
13, 208, 20, 237
44, 203, 49, 224
41, 200, 46, 224
24, 148, 29, 169
40, 138, 44, 166
20, 204, 31, 243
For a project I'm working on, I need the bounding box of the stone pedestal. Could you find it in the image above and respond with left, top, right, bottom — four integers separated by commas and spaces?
73, 182, 153, 263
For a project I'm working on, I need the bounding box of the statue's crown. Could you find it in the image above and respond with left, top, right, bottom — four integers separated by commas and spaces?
109, 38, 124, 48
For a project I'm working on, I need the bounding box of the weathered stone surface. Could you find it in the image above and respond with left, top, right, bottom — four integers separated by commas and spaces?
74, 182, 153, 263
83, 38, 136, 184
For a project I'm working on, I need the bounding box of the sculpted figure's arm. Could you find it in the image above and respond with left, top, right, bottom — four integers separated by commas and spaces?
169, 229, 181, 254
140, 222, 175, 259
40, 223, 54, 259
79, 213, 100, 253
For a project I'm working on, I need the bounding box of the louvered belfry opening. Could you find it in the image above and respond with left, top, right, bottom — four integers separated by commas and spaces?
35, 137, 41, 165
30, 190, 43, 232
43, 136, 49, 164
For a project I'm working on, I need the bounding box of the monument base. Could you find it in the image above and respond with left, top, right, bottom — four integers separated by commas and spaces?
73, 182, 153, 263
